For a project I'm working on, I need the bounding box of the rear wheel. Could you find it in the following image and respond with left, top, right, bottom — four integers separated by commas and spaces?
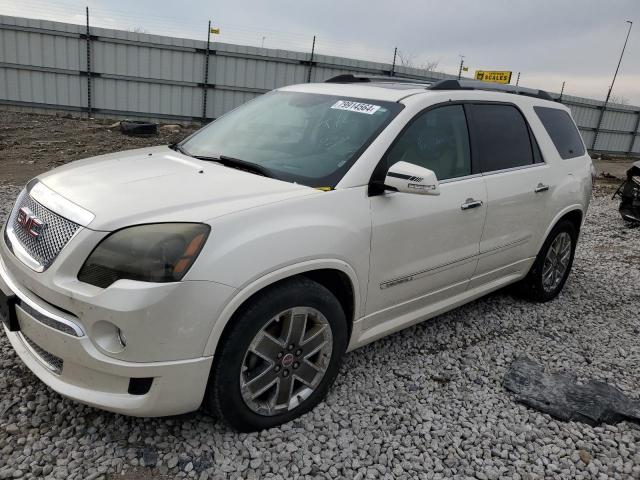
205, 277, 347, 431
520, 220, 578, 302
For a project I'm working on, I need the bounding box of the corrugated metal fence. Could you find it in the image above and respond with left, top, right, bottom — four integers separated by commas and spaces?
1, 14, 638, 156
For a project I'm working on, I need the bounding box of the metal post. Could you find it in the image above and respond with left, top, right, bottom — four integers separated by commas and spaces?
457, 56, 464, 80
85, 7, 92, 118
592, 20, 633, 150
390, 47, 397, 76
307, 35, 316, 83
515, 72, 520, 88
202, 20, 211, 124
558, 81, 566, 103
628, 110, 640, 155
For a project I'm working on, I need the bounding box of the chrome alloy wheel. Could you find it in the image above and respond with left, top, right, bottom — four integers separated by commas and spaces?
542, 231, 572, 293
240, 307, 333, 416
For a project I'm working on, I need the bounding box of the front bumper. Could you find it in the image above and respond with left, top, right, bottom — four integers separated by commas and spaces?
0, 247, 234, 417
3, 323, 212, 417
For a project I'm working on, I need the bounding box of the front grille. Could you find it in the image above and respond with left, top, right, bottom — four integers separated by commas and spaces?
21, 333, 64, 374
7, 190, 81, 270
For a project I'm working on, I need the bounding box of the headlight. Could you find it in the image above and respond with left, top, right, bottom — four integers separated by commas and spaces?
78, 223, 210, 288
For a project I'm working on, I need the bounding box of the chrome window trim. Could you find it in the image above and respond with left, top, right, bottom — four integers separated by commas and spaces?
0, 255, 85, 336
28, 181, 95, 227
438, 173, 483, 185
480, 162, 548, 177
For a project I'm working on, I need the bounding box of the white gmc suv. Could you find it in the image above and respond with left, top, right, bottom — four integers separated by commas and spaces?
1, 76, 592, 431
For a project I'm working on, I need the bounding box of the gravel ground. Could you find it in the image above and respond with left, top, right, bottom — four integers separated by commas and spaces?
1, 116, 640, 479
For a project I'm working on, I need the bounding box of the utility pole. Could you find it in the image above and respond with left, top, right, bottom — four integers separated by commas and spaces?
558, 81, 566, 103
261, 36, 265, 48
202, 20, 211, 124
85, 6, 92, 118
515, 72, 521, 89
391, 47, 398, 76
307, 35, 316, 83
592, 20, 633, 150
457, 55, 465, 80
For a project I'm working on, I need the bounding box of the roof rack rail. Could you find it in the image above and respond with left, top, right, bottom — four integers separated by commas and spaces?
428, 79, 554, 101
325, 74, 432, 85
324, 75, 555, 101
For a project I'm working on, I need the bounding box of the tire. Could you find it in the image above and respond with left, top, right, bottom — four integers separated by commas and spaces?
204, 277, 348, 432
519, 220, 578, 302
119, 120, 158, 136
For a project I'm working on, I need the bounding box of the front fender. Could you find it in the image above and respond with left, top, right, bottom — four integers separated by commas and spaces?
202, 258, 361, 356
187, 187, 371, 356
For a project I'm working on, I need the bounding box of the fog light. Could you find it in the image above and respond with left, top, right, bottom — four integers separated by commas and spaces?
92, 320, 127, 353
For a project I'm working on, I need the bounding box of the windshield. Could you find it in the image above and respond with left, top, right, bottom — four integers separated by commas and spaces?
181, 91, 402, 188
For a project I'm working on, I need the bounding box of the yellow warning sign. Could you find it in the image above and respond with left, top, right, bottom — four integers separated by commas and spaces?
475, 70, 512, 84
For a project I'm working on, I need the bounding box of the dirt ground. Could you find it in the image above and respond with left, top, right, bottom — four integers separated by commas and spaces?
0, 111, 200, 186
593, 158, 637, 180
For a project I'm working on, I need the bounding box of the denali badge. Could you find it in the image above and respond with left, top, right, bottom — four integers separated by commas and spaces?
16, 207, 45, 238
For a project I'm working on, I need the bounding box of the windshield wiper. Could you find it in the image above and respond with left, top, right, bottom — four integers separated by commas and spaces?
194, 154, 275, 179
169, 143, 191, 156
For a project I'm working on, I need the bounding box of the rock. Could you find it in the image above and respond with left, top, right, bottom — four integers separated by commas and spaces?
578, 450, 591, 465
160, 124, 182, 132
142, 448, 158, 467
5, 424, 19, 435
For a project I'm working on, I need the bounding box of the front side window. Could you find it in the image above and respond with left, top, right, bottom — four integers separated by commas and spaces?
470, 104, 534, 172
181, 91, 402, 188
385, 105, 472, 181
534, 106, 585, 159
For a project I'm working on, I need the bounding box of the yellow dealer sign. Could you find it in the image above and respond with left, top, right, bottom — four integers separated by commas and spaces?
475, 70, 512, 84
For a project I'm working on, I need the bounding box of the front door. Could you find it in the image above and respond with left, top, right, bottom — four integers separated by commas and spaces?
365, 104, 487, 329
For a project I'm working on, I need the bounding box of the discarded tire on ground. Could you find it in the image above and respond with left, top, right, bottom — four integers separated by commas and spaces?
120, 120, 158, 136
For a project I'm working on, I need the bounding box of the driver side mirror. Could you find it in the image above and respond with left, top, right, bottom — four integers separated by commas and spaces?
382, 161, 440, 195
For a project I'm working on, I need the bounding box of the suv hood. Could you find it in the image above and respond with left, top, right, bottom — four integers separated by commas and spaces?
36, 146, 317, 231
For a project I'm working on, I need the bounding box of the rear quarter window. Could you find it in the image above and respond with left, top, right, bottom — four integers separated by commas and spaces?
534, 106, 585, 159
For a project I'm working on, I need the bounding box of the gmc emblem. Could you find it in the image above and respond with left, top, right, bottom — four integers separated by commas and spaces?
16, 207, 45, 238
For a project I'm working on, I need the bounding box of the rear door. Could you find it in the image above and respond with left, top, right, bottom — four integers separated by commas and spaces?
467, 103, 555, 288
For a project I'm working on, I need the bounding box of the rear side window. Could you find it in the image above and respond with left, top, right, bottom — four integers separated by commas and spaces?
470, 104, 534, 173
534, 106, 585, 159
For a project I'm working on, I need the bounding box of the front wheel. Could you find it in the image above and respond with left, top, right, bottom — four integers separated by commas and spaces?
519, 220, 578, 302
205, 277, 347, 431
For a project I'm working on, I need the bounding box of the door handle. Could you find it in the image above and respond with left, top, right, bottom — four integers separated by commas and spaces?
461, 198, 483, 210
534, 183, 550, 193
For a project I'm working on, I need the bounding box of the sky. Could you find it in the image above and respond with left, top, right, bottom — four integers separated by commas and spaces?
3, 0, 640, 104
